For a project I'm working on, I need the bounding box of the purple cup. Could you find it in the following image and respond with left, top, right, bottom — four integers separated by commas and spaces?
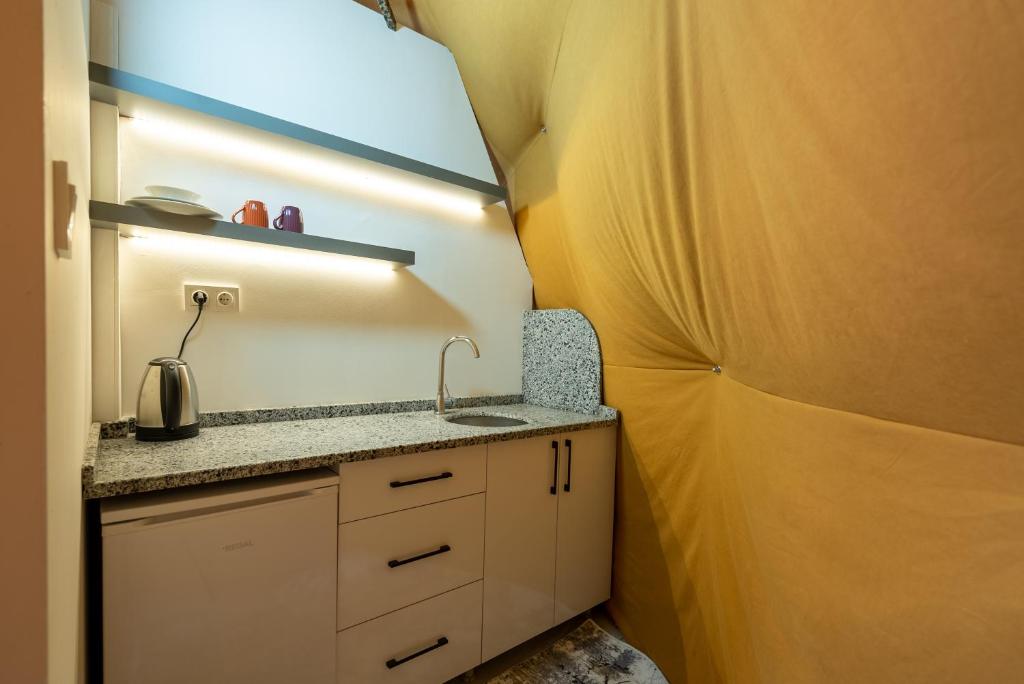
273, 206, 304, 233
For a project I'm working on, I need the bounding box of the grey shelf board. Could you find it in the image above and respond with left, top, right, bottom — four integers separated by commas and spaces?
88, 62, 507, 206
90, 201, 415, 268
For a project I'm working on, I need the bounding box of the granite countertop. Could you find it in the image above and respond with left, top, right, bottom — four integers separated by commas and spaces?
84, 403, 618, 499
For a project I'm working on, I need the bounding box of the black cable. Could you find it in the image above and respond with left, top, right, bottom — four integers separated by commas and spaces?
177, 300, 205, 360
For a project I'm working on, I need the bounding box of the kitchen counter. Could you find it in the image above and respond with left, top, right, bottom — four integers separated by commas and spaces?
83, 403, 617, 499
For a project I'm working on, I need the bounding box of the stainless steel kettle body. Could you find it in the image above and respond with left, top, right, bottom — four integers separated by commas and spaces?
135, 357, 200, 441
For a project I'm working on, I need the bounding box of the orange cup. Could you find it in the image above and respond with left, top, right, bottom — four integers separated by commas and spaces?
231, 200, 269, 228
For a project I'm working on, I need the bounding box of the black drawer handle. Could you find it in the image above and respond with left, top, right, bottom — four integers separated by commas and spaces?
388, 544, 452, 568
390, 471, 453, 488
386, 636, 449, 669
550, 440, 559, 495
563, 438, 573, 492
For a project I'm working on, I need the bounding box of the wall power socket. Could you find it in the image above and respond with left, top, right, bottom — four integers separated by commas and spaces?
185, 284, 240, 313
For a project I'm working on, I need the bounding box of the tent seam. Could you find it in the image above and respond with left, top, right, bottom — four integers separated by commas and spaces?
605, 361, 1024, 448
505, 0, 575, 180
540, 0, 575, 128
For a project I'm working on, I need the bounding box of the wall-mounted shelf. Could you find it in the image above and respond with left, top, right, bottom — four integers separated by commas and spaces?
88, 62, 507, 207
90, 201, 416, 268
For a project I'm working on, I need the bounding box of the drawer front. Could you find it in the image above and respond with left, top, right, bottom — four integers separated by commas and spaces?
338, 445, 485, 523
338, 494, 485, 629
336, 581, 482, 684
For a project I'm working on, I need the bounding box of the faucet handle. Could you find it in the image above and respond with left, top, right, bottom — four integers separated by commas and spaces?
443, 383, 454, 410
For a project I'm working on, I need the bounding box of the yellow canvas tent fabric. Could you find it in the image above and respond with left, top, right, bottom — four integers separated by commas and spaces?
383, 1, 1024, 681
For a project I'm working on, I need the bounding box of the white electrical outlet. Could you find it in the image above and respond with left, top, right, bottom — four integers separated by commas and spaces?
185, 284, 240, 312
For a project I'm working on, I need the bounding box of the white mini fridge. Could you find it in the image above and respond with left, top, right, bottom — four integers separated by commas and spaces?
100, 469, 338, 684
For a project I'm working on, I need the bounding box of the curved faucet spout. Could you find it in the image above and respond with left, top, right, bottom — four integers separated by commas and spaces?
437, 336, 480, 414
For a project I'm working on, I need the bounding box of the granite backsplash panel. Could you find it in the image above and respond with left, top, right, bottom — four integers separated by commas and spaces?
522, 309, 602, 414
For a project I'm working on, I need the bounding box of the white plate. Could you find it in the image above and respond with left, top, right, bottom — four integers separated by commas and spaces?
145, 185, 201, 203
126, 196, 222, 219
131, 195, 208, 206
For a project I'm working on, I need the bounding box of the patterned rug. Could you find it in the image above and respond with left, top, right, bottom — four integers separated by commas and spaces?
488, 619, 668, 684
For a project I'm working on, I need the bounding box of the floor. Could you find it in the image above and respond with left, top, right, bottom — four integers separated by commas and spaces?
449, 608, 626, 682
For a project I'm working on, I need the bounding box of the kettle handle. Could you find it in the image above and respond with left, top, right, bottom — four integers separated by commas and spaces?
161, 361, 182, 431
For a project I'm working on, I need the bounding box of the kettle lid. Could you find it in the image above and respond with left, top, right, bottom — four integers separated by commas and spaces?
148, 356, 188, 366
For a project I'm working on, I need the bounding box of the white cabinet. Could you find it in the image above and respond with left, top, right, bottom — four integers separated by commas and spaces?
101, 470, 339, 684
481, 436, 560, 661
554, 427, 617, 622
98, 427, 615, 684
481, 426, 616, 661
335, 451, 489, 683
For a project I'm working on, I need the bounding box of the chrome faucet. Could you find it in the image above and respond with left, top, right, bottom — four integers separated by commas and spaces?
436, 336, 480, 414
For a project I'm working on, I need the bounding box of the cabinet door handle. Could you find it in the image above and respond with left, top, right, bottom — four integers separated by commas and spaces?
385, 636, 449, 669
388, 544, 452, 568
389, 471, 453, 488
550, 440, 559, 495
563, 438, 573, 492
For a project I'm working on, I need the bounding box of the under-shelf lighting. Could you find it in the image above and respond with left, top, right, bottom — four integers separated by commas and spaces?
124, 227, 397, 280
127, 116, 486, 220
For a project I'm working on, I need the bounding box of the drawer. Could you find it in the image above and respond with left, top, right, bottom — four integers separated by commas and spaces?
336, 581, 482, 684
338, 494, 484, 629
337, 445, 485, 523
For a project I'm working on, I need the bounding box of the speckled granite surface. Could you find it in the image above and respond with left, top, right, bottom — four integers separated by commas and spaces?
85, 403, 617, 499
98, 394, 523, 438
83, 422, 101, 489
523, 310, 603, 414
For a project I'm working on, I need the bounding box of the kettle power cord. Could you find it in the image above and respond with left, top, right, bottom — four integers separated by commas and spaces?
177, 290, 208, 360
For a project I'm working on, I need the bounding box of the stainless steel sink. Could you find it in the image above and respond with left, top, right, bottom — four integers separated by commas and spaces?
445, 414, 527, 427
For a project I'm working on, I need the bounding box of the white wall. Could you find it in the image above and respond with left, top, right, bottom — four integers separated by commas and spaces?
101, 1, 531, 413
105, 0, 496, 182
44, 0, 93, 680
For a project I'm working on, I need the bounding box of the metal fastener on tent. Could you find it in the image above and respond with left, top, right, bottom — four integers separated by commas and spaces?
712, 365, 722, 374
540, 125, 548, 134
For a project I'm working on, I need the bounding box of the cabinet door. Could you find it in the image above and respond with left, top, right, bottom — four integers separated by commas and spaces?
103, 487, 338, 684
555, 426, 617, 622
482, 435, 560, 661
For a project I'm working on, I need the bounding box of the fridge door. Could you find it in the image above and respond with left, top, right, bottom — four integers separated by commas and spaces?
102, 482, 337, 684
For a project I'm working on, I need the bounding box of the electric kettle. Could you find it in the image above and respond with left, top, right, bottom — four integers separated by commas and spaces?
135, 357, 200, 441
